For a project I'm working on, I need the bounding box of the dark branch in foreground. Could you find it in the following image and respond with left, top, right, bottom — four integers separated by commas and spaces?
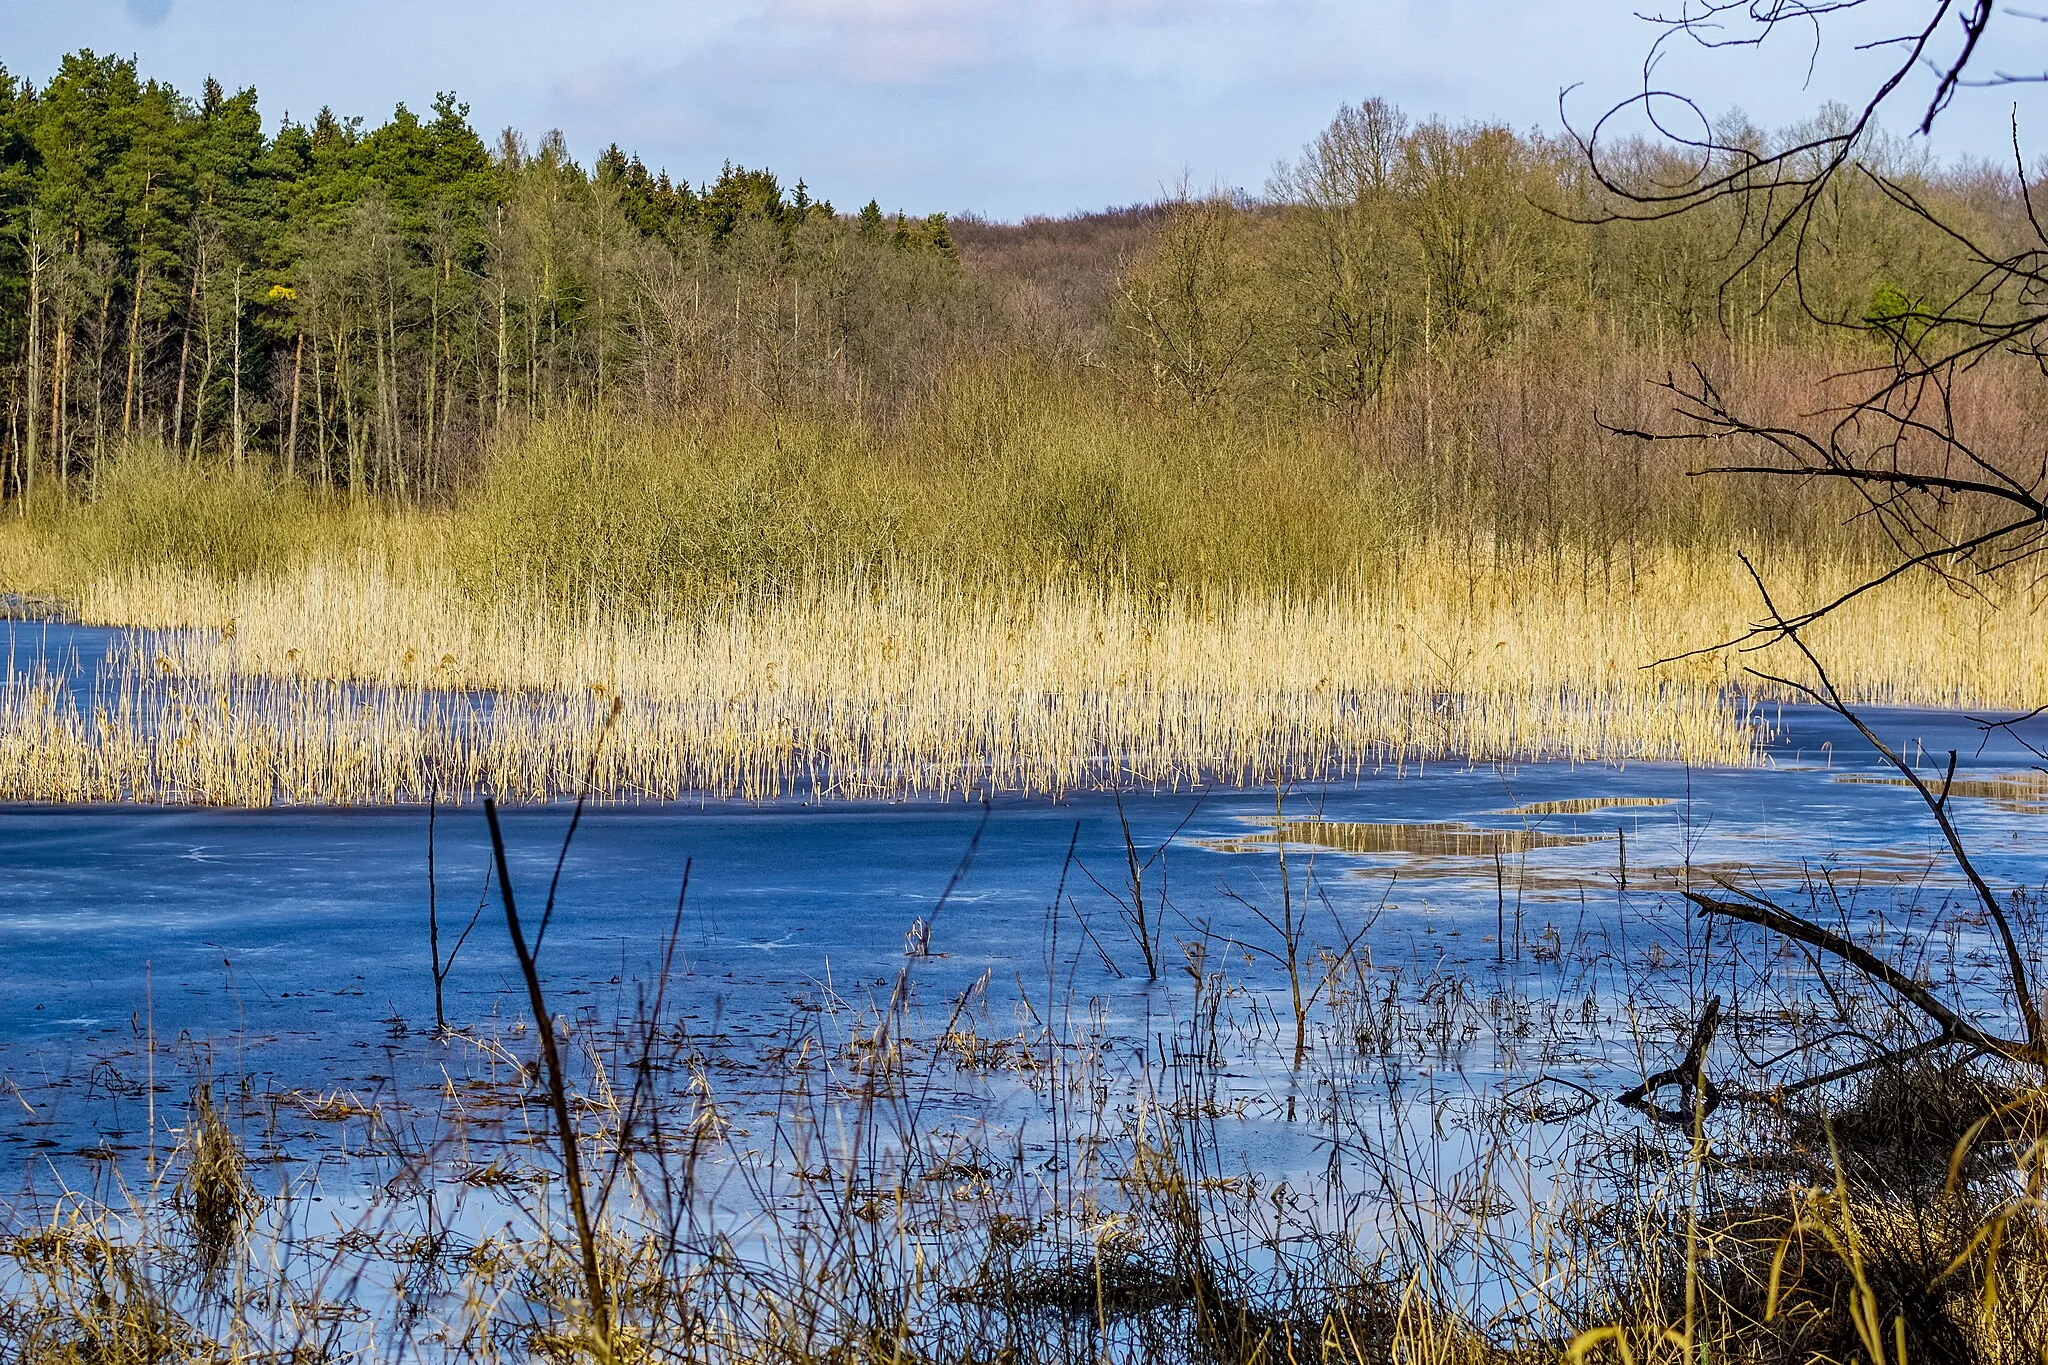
1730, 560, 2044, 1049
1618, 994, 1726, 1123
1688, 890, 2032, 1065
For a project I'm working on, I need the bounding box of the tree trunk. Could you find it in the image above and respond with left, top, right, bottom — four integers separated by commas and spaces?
312, 331, 329, 489
51, 324, 69, 494
391, 297, 405, 498
527, 296, 538, 420
494, 206, 509, 430
192, 303, 215, 461
425, 258, 443, 493
495, 278, 508, 429
123, 254, 146, 439
123, 173, 153, 439
342, 334, 362, 497
93, 283, 112, 482
372, 315, 389, 495
231, 264, 244, 469
287, 331, 304, 480
172, 243, 201, 452
23, 222, 42, 505
594, 240, 606, 408
6, 376, 19, 503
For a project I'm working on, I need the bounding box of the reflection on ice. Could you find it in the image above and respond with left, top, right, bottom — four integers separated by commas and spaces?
1834, 771, 2048, 813
1201, 818, 1608, 858
1497, 795, 1672, 816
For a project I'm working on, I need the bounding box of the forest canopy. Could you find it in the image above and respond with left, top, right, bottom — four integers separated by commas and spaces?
0, 50, 2035, 516
0, 50, 958, 500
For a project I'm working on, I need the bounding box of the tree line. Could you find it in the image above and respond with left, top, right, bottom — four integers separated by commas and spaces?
0, 50, 962, 501
1114, 97, 2031, 414
0, 50, 2031, 508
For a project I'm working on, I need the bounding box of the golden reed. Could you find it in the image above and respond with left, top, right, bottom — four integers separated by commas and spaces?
3, 535, 2034, 805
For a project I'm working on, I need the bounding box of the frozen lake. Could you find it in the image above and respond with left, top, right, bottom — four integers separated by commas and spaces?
2, 657, 2045, 1183
0, 615, 2044, 1288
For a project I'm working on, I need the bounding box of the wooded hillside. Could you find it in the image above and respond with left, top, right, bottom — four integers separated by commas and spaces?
0, 52, 2031, 512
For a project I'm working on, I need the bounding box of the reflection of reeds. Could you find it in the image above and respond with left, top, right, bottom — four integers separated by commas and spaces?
1209, 819, 1605, 858
1499, 796, 1671, 817
1835, 772, 2048, 814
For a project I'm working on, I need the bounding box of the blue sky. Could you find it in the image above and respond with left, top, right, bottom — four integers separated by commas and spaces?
5, 1, 2044, 219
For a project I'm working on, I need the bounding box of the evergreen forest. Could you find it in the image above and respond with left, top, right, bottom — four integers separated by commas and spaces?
0, 51, 959, 501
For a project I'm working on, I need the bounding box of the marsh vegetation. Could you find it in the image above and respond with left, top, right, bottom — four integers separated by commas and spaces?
11, 4, 2048, 1360
5, 55, 2048, 798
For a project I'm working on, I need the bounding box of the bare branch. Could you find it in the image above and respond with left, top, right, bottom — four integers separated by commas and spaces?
1733, 561, 2045, 1047
1688, 890, 2032, 1062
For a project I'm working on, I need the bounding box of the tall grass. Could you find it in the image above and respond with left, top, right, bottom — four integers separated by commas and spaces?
2, 569, 1758, 806
0, 349, 1960, 607
3, 351, 2046, 803
440, 351, 1994, 604
2, 533, 2040, 803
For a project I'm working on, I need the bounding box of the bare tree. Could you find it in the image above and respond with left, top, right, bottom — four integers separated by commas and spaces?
1117, 187, 1258, 405
1571, 6, 2048, 655
1580, 2, 2048, 1110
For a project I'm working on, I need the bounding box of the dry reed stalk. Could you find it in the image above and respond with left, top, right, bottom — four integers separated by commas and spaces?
6, 528, 2045, 804
0, 590, 1752, 808
76, 537, 2048, 712
177, 1084, 255, 1278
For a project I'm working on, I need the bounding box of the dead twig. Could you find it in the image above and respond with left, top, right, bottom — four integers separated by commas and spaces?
1618, 995, 1725, 1124
484, 796, 615, 1357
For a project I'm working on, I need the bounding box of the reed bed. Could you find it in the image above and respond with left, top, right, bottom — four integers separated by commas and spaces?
1, 531, 2037, 804
84, 528, 2048, 712
0, 568, 1753, 805
0, 649, 1748, 808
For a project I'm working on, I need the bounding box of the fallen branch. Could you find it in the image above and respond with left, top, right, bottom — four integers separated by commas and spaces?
1688, 889, 2034, 1067
1618, 995, 1725, 1124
